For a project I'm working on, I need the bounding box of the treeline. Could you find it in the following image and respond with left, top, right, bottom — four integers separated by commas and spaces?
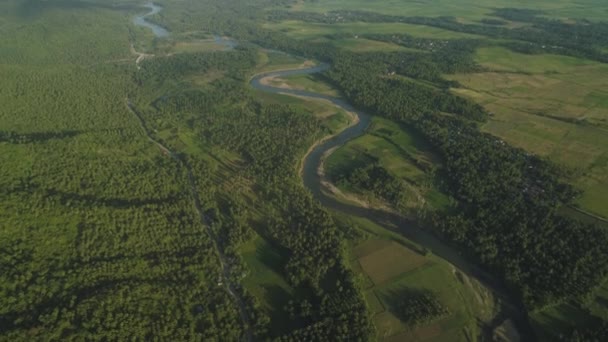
326, 51, 487, 121
223, 17, 608, 309
136, 47, 258, 83
145, 0, 608, 336
324, 51, 608, 309
134, 47, 374, 340
268, 8, 608, 62
334, 162, 409, 209
361, 34, 483, 74
0, 130, 82, 144
142, 0, 608, 330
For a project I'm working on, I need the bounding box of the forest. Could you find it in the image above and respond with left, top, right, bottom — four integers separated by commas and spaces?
2, 0, 608, 340
269, 8, 608, 62
205, 5, 608, 311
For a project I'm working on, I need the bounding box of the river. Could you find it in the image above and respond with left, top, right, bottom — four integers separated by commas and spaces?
132, 3, 530, 340
250, 67, 533, 340
133, 2, 169, 38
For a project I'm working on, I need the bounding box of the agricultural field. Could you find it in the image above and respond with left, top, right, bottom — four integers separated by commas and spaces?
263, 20, 483, 40
339, 214, 494, 342
3, 0, 608, 340
292, 0, 608, 21
448, 47, 608, 218
331, 38, 410, 52
161, 39, 234, 54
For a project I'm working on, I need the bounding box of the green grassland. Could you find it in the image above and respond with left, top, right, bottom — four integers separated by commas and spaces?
240, 236, 297, 335
448, 47, 608, 218
263, 20, 482, 40
325, 117, 450, 213
337, 213, 494, 342
160, 39, 234, 54
3, 0, 608, 340
253, 49, 312, 73
277, 73, 340, 96
293, 0, 608, 21
331, 38, 411, 52
531, 276, 608, 340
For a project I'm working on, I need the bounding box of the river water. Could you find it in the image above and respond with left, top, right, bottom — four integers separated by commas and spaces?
250, 66, 532, 340
133, 2, 169, 38
132, 3, 530, 339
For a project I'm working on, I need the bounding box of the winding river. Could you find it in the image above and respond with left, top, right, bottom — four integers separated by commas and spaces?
133, 2, 169, 38
132, 3, 530, 340
250, 67, 533, 340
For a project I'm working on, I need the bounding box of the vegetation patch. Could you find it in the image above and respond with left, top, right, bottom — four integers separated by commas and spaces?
393, 289, 450, 327
357, 241, 428, 285
449, 47, 608, 218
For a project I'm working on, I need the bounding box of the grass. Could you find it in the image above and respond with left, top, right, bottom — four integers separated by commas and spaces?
448, 47, 608, 218
325, 117, 448, 212
252, 87, 353, 137
332, 38, 412, 52
253, 50, 309, 74
356, 239, 428, 285
530, 301, 598, 340
293, 0, 608, 22
275, 73, 340, 96
241, 236, 296, 335
167, 39, 232, 53
263, 20, 483, 40
339, 213, 493, 341
559, 206, 608, 229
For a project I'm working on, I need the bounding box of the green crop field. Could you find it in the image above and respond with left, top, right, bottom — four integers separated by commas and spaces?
3, 0, 608, 340
294, 0, 608, 21
263, 20, 484, 40
341, 215, 493, 342
356, 240, 428, 285
331, 38, 410, 52
448, 47, 608, 218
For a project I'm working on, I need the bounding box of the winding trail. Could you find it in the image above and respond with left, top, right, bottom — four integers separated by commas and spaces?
250, 65, 533, 341
126, 100, 253, 342
131, 4, 252, 341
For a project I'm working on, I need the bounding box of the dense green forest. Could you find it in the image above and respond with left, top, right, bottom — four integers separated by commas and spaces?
2, 0, 608, 340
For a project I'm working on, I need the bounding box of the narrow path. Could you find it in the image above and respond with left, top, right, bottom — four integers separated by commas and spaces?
126, 99, 253, 342
569, 205, 608, 224
130, 43, 154, 69
130, 2, 251, 338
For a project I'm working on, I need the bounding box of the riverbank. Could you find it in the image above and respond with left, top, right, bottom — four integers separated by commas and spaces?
250, 59, 531, 342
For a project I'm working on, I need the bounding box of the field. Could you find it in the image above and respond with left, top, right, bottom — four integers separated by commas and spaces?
339, 214, 494, 341
325, 117, 450, 212
293, 0, 608, 21
240, 236, 297, 335
448, 47, 608, 218
269, 73, 340, 97
3, 0, 608, 339
165, 39, 233, 53
331, 38, 411, 52
263, 20, 483, 40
